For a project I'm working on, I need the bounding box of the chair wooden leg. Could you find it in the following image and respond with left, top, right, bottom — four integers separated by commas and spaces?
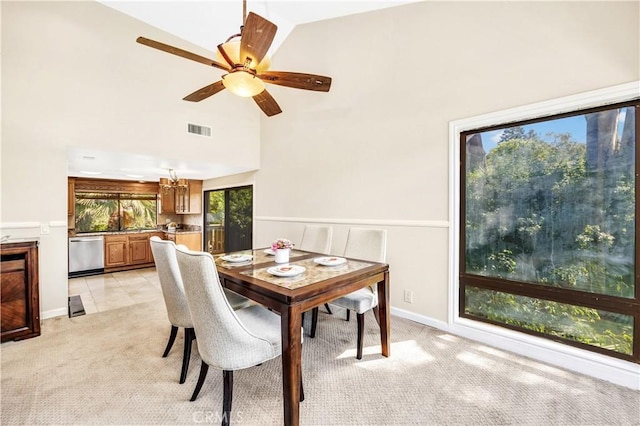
310, 307, 319, 338
373, 306, 381, 327
346, 309, 350, 322
324, 303, 333, 314
222, 370, 233, 426
190, 361, 209, 401
162, 325, 178, 357
299, 364, 305, 402
180, 328, 195, 384
356, 313, 365, 360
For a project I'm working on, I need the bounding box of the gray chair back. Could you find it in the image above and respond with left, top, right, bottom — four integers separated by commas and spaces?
299, 225, 333, 254
149, 236, 192, 328
175, 246, 280, 370
343, 227, 387, 263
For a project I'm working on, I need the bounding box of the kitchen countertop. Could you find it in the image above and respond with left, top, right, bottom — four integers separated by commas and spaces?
69, 228, 201, 237
163, 229, 201, 235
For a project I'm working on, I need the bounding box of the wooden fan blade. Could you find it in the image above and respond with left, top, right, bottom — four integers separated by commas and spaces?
253, 90, 282, 117
136, 37, 230, 72
258, 71, 332, 92
183, 81, 226, 102
240, 12, 277, 68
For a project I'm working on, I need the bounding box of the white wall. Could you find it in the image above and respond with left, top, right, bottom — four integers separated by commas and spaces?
254, 0, 639, 323
1, 1, 261, 317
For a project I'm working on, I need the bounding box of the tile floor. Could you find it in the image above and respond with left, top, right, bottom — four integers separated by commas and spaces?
68, 267, 163, 315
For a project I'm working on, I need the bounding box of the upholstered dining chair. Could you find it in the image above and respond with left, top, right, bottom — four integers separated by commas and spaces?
310, 228, 387, 359
149, 237, 250, 385
299, 224, 333, 254
299, 225, 333, 337
175, 246, 303, 423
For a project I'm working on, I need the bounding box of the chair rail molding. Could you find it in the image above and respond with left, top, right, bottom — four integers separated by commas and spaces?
1, 221, 68, 229
254, 216, 449, 228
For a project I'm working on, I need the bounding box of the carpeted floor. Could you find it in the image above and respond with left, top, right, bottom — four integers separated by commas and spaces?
1, 300, 639, 425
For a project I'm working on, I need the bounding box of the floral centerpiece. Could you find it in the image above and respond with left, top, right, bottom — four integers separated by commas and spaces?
271, 238, 294, 251
272, 238, 293, 263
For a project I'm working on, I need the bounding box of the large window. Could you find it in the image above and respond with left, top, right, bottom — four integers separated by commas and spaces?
461, 100, 639, 362
75, 192, 157, 233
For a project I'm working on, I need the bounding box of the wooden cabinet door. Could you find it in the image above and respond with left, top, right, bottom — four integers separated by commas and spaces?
128, 235, 149, 265
187, 180, 202, 214
1, 241, 40, 342
1, 259, 28, 333
68, 178, 75, 217
174, 180, 202, 214
176, 233, 202, 251
158, 181, 176, 214
104, 236, 127, 268
175, 186, 188, 213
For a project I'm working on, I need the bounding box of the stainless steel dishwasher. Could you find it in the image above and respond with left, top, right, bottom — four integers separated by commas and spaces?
68, 236, 105, 277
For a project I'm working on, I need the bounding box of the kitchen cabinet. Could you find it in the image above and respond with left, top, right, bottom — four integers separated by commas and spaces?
166, 232, 202, 251
159, 179, 202, 214
104, 235, 128, 269
1, 240, 40, 343
158, 179, 176, 214
128, 234, 150, 265
68, 178, 75, 217
104, 233, 161, 272
177, 180, 202, 214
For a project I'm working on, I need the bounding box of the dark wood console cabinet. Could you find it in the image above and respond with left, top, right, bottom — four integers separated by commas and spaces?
1, 240, 40, 342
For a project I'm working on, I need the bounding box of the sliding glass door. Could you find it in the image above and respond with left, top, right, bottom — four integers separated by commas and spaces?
203, 185, 253, 254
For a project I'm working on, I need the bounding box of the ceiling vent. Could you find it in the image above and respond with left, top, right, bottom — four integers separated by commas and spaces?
187, 123, 212, 137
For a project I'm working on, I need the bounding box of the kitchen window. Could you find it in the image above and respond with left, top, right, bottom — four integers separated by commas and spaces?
75, 192, 157, 233
460, 100, 639, 362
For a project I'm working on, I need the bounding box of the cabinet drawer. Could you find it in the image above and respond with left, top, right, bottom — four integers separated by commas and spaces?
1, 259, 25, 273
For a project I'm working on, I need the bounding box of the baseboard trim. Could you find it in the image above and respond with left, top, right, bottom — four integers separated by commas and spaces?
391, 308, 640, 390
42, 307, 68, 320
391, 306, 449, 330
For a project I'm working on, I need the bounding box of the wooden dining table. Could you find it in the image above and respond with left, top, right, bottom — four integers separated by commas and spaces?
214, 248, 391, 426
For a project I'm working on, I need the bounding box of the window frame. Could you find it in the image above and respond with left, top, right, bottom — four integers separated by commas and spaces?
203, 185, 253, 254
448, 82, 640, 386
459, 99, 639, 362
73, 178, 159, 233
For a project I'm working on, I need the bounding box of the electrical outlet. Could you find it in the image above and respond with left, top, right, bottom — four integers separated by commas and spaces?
40, 224, 50, 235
404, 290, 413, 303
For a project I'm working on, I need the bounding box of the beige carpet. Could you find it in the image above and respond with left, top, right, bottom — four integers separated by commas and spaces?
1, 300, 639, 425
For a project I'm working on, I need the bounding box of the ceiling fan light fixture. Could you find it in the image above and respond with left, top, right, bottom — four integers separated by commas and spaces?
222, 71, 265, 97
216, 40, 271, 73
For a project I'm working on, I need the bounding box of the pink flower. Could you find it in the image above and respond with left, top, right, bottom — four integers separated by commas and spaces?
271, 238, 293, 250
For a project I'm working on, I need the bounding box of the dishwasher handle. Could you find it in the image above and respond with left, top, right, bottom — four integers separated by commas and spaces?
70, 237, 104, 242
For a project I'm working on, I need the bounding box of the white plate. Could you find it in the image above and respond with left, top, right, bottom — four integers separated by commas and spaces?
314, 256, 347, 266
263, 248, 275, 255
267, 265, 306, 277
221, 254, 253, 263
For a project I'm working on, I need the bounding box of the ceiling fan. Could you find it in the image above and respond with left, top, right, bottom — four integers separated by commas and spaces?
136, 0, 332, 117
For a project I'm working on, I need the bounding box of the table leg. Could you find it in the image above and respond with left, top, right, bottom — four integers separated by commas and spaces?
281, 304, 302, 426
377, 271, 391, 357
